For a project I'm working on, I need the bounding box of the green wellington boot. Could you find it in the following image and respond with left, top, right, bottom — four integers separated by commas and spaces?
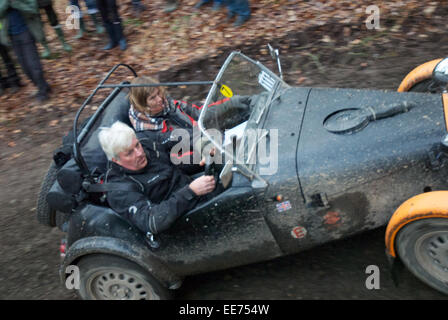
164, 0, 178, 13
54, 25, 72, 52
40, 39, 52, 59
74, 17, 87, 39
89, 13, 104, 34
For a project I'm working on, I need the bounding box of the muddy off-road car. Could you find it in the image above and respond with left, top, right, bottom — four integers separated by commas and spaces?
37, 50, 448, 299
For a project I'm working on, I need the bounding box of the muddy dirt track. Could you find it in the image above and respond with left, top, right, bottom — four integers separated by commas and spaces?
2, 24, 448, 299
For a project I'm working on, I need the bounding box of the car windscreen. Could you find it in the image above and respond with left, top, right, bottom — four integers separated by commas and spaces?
198, 52, 284, 170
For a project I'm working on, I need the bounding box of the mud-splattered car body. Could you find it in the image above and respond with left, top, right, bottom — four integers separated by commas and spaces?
39, 52, 448, 299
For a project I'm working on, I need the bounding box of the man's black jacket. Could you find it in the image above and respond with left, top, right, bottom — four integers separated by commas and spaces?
104, 148, 200, 235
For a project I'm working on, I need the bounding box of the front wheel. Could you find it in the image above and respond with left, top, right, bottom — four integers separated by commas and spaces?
396, 218, 448, 295
76, 254, 172, 300
408, 78, 444, 93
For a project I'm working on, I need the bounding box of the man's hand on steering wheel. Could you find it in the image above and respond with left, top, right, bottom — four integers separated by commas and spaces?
199, 147, 216, 167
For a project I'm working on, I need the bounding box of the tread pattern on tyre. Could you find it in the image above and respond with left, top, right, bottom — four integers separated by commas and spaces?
409, 78, 438, 93
36, 162, 57, 227
396, 218, 448, 295
76, 254, 172, 300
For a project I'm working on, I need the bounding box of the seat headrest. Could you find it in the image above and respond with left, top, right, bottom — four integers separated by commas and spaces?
81, 89, 131, 172
57, 89, 131, 194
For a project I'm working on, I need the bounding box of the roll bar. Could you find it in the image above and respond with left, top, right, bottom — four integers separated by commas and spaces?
72, 63, 213, 180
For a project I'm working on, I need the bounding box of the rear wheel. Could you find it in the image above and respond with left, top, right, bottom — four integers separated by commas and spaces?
396, 218, 448, 295
76, 254, 172, 300
36, 162, 57, 227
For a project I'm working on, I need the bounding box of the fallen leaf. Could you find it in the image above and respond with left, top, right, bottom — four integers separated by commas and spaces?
9, 152, 23, 160
297, 77, 307, 85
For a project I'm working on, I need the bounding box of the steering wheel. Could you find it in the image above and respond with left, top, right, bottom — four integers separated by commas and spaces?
204, 153, 216, 176
203, 152, 225, 191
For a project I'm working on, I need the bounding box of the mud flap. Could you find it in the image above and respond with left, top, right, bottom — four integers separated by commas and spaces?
385, 191, 448, 259
397, 58, 442, 92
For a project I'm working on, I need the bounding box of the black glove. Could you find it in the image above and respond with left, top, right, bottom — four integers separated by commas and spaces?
228, 95, 252, 108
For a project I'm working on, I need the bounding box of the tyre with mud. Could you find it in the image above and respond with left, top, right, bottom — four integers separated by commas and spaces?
396, 218, 448, 295
76, 254, 172, 300
408, 78, 443, 93
36, 162, 57, 227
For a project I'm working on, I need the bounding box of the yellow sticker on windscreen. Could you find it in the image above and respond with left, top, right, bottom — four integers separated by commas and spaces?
220, 84, 233, 98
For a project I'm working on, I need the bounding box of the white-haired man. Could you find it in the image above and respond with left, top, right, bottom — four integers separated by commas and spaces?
98, 121, 215, 235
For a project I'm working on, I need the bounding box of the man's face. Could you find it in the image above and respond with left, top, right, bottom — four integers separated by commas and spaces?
113, 137, 147, 171
146, 88, 166, 116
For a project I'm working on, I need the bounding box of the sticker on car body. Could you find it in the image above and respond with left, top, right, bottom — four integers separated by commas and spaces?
276, 200, 291, 212
220, 84, 233, 98
324, 211, 341, 225
291, 226, 307, 239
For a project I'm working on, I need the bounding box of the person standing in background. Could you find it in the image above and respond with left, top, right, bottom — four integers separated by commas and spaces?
69, 0, 104, 39
226, 0, 250, 27
194, 0, 250, 27
96, 0, 127, 50
194, 0, 223, 11
131, 0, 146, 16
0, 43, 23, 95
37, 0, 72, 58
164, 0, 178, 13
0, 0, 51, 102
